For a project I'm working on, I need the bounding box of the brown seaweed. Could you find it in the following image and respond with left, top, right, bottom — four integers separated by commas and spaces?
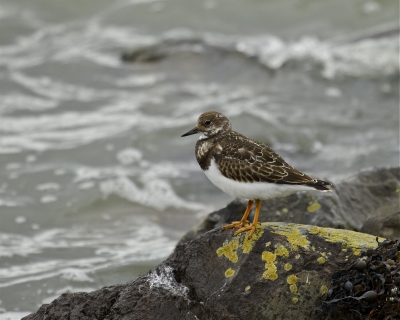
316, 238, 400, 320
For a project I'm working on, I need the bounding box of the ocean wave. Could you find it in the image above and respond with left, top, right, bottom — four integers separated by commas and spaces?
122, 27, 399, 79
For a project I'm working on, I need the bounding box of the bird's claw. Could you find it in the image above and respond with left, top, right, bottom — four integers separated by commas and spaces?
221, 220, 250, 230
234, 225, 257, 239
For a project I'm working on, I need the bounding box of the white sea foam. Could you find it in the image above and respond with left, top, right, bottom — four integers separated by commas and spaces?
100, 175, 205, 211
0, 312, 31, 320
233, 35, 399, 79
116, 148, 143, 165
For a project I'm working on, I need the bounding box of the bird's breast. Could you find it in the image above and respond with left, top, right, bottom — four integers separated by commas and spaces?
195, 140, 221, 171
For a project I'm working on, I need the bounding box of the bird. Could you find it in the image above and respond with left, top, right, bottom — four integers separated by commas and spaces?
181, 111, 331, 238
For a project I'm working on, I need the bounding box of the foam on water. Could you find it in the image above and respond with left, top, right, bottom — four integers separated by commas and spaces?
0, 221, 176, 288
100, 175, 205, 211
233, 35, 399, 79
0, 312, 31, 320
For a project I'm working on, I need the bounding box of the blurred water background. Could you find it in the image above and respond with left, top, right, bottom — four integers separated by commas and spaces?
0, 0, 398, 318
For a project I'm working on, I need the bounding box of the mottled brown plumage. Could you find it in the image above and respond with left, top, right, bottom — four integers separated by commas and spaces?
190, 112, 330, 190
181, 111, 331, 238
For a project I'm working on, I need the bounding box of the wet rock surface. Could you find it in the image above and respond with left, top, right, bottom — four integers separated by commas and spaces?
24, 223, 383, 320
180, 167, 400, 245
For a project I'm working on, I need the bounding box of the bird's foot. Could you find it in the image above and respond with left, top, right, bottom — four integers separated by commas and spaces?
234, 224, 257, 239
221, 220, 250, 230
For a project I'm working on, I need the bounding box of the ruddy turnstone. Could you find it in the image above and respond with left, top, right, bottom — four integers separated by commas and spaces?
181, 111, 331, 238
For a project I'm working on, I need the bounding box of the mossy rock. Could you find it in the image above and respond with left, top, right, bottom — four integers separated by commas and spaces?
23, 223, 383, 320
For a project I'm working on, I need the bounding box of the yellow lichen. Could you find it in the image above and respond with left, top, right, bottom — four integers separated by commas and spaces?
262, 251, 278, 280
292, 297, 299, 303
245, 285, 250, 292
284, 263, 292, 271
264, 223, 381, 256
265, 242, 271, 247
320, 285, 328, 296
216, 239, 239, 263
307, 200, 321, 213
275, 210, 281, 216
287, 275, 299, 295
242, 225, 263, 253
287, 274, 298, 285
309, 226, 329, 238
263, 268, 278, 280
262, 251, 276, 264
305, 224, 383, 254
271, 225, 309, 250
295, 254, 300, 259
317, 256, 326, 264
282, 208, 288, 213
225, 268, 235, 278
275, 244, 289, 257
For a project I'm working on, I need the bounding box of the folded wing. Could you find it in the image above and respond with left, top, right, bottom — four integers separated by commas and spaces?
215, 133, 330, 190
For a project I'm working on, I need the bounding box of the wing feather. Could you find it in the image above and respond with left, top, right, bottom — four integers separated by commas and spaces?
214, 132, 317, 185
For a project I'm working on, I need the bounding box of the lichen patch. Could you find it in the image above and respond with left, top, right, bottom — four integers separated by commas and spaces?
320, 285, 328, 296
216, 239, 239, 263
242, 225, 263, 253
225, 268, 235, 278
262, 266, 278, 281
275, 244, 289, 257
287, 274, 299, 296
284, 263, 292, 271
287, 274, 298, 285
262, 251, 276, 264
317, 257, 326, 264
307, 200, 321, 212
269, 224, 309, 250
306, 225, 382, 255
262, 251, 278, 281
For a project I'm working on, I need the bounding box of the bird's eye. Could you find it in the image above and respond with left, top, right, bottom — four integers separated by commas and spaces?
204, 120, 211, 125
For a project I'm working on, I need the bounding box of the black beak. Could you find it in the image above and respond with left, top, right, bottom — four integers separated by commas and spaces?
181, 127, 199, 137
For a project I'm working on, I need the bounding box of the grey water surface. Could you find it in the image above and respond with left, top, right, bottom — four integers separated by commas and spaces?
0, 0, 398, 317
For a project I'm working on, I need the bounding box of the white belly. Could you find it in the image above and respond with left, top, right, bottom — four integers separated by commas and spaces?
203, 159, 315, 200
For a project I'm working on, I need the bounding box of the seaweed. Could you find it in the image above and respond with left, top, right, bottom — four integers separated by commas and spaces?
316, 238, 400, 320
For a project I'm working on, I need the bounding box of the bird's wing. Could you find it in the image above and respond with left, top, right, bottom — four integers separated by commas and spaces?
214, 133, 316, 185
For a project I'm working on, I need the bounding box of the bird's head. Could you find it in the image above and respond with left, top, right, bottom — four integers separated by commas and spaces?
181, 111, 232, 139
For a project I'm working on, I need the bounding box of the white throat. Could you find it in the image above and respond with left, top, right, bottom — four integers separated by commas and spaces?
198, 134, 207, 140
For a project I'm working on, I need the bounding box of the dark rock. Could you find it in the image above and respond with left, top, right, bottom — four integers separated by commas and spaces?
180, 167, 400, 245
121, 37, 220, 63
23, 223, 382, 320
361, 199, 400, 239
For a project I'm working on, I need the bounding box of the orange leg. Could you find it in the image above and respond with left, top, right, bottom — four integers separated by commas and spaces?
234, 199, 262, 239
221, 200, 254, 231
